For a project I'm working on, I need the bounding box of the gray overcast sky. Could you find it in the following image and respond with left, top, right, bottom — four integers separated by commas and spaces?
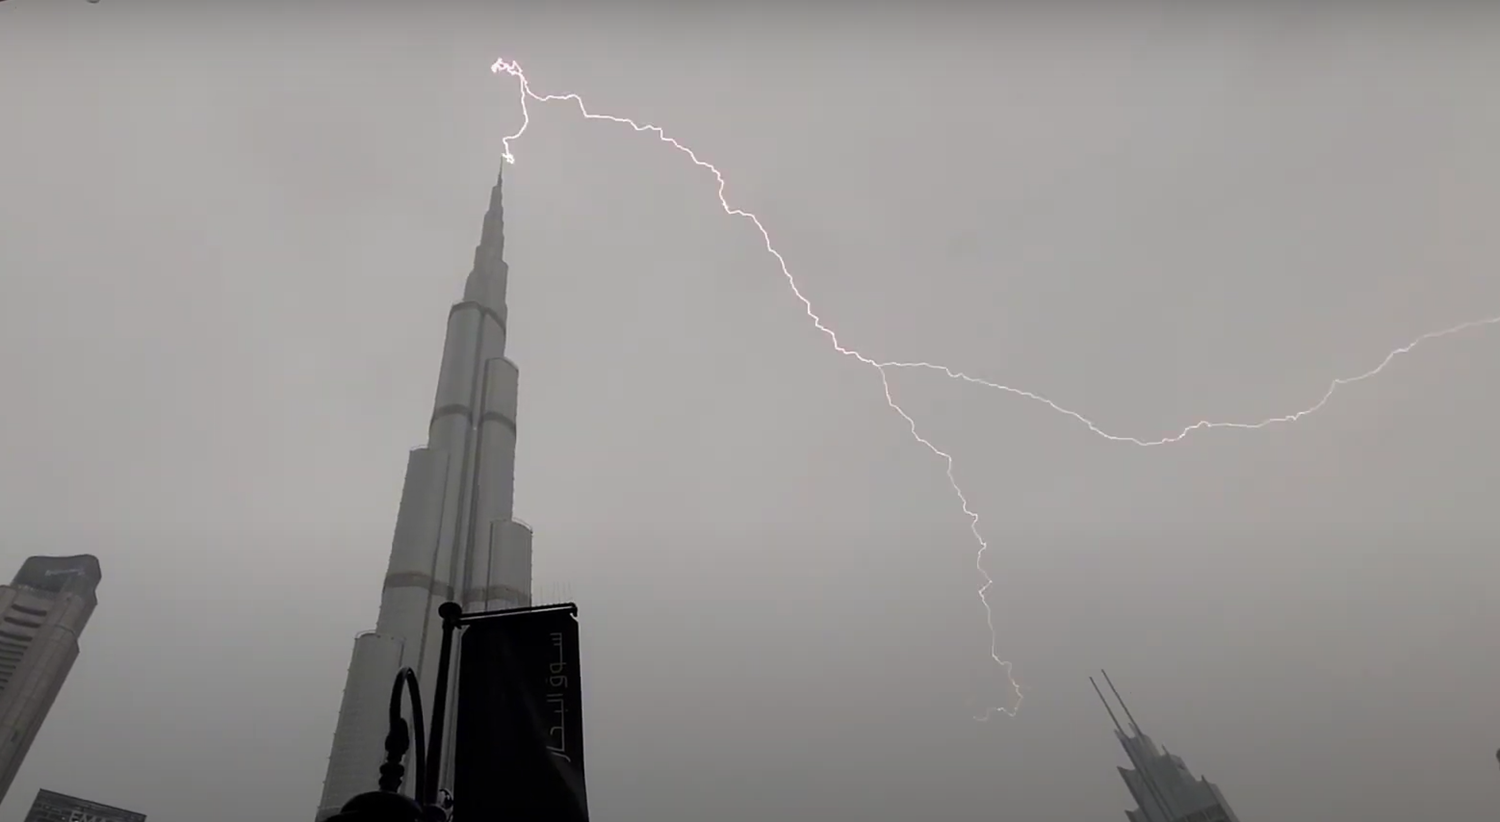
2, 3, 1499, 821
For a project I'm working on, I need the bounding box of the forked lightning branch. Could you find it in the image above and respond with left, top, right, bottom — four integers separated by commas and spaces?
489, 56, 1500, 720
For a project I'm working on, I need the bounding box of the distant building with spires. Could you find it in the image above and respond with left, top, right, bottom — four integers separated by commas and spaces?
1091, 671, 1243, 822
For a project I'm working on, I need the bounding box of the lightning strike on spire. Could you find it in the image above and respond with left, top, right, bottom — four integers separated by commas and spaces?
489, 56, 1499, 720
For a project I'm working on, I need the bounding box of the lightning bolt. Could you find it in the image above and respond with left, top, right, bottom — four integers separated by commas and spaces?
489, 57, 1499, 720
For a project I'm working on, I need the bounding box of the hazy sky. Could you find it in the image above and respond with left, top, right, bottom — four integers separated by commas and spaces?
2, 3, 1499, 821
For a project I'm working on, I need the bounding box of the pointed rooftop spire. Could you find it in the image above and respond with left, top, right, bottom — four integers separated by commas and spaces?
478, 162, 505, 253
464, 163, 509, 311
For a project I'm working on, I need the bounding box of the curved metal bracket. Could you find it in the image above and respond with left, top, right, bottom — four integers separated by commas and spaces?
379, 667, 428, 799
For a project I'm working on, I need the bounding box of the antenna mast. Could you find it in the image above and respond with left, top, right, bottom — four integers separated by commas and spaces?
1102, 668, 1146, 734
1095, 671, 1177, 822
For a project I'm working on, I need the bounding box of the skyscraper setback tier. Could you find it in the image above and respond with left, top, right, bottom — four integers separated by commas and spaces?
316, 166, 533, 821
0, 555, 102, 804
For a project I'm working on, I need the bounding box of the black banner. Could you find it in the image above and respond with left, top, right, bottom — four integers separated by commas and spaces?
454, 605, 588, 821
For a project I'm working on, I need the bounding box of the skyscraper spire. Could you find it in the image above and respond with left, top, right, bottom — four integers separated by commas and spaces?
464, 165, 508, 312
479, 163, 504, 252
1095, 672, 1243, 822
316, 161, 533, 820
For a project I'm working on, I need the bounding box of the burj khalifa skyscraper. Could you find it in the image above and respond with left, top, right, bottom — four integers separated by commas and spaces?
316, 166, 533, 820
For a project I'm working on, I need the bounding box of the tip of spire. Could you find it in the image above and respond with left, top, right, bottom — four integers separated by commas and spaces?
478, 163, 505, 251
465, 161, 509, 310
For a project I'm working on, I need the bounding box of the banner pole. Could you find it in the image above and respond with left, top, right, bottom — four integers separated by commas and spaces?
423, 602, 464, 807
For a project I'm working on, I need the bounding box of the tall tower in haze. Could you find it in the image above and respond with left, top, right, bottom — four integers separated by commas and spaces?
0, 555, 102, 804
1092, 672, 1243, 822
317, 166, 533, 820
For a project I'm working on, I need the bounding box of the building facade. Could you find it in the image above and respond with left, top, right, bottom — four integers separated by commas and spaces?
22, 789, 144, 822
0, 556, 102, 804
316, 166, 533, 820
1092, 672, 1243, 822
